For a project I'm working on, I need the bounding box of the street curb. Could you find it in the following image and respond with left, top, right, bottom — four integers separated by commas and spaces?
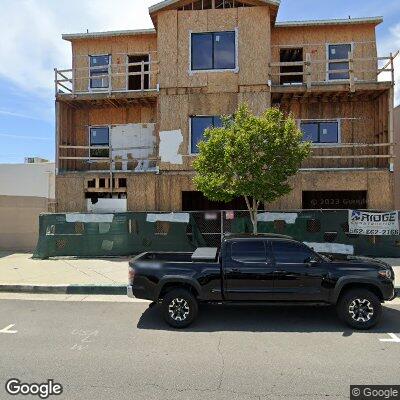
0, 285, 398, 297
0, 285, 126, 295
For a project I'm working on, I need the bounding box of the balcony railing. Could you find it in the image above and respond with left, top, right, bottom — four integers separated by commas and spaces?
58, 142, 158, 173
55, 58, 159, 96
269, 50, 398, 90
301, 142, 393, 169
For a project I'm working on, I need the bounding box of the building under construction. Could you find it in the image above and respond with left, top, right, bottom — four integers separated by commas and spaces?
54, 0, 397, 213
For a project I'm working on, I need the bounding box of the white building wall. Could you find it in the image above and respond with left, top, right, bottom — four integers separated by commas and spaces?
0, 162, 55, 199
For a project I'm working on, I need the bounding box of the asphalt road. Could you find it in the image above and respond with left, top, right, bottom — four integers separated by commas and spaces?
1, 296, 400, 400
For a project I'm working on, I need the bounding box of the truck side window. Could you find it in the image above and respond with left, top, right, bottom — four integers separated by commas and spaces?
231, 241, 266, 262
272, 241, 314, 264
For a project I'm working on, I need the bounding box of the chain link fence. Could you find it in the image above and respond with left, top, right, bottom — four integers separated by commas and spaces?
33, 210, 400, 259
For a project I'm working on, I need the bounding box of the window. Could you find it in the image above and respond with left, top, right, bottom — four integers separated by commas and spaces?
300, 121, 339, 144
190, 116, 223, 153
90, 127, 109, 158
231, 241, 266, 263
280, 48, 303, 85
191, 31, 236, 71
128, 54, 149, 91
272, 241, 315, 264
328, 44, 352, 80
89, 55, 110, 89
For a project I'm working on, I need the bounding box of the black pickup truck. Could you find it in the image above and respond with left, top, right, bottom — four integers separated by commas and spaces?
128, 234, 396, 329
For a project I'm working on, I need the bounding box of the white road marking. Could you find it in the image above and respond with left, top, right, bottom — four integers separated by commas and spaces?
0, 324, 18, 334
379, 333, 400, 343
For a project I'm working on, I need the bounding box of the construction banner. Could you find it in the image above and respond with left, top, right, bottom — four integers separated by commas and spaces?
348, 210, 399, 236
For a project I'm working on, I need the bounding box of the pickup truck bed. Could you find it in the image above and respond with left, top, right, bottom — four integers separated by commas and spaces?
129, 251, 221, 302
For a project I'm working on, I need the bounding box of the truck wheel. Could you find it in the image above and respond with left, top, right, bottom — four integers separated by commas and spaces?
337, 289, 381, 330
162, 289, 198, 329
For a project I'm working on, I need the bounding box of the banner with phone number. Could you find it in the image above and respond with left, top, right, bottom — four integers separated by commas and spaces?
348, 210, 399, 236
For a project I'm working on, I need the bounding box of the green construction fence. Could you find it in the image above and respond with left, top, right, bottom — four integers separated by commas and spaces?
33, 210, 400, 259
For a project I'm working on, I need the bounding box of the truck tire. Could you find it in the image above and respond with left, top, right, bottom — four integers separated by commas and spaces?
337, 288, 382, 330
162, 289, 198, 329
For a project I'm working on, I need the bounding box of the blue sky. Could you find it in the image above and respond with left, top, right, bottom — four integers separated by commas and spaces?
0, 0, 399, 163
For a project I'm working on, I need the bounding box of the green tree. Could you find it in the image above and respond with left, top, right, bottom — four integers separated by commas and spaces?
193, 104, 311, 235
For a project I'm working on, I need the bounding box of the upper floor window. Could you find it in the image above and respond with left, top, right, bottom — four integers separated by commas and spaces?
90, 126, 109, 158
191, 31, 236, 71
300, 121, 339, 144
89, 55, 110, 89
328, 44, 352, 80
190, 116, 223, 154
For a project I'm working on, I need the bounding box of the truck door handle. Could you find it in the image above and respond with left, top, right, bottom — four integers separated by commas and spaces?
274, 270, 287, 274
228, 268, 240, 273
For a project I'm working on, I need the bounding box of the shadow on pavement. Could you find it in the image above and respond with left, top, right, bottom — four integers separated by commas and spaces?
137, 303, 400, 334
0, 251, 19, 259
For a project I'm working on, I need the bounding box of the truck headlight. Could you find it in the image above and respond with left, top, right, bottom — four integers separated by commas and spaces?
378, 269, 392, 280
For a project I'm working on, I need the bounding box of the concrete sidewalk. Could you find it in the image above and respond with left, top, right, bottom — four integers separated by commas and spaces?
0, 252, 128, 294
0, 252, 399, 295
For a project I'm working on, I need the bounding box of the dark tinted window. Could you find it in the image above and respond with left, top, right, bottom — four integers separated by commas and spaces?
191, 32, 236, 70
328, 44, 351, 60
90, 127, 109, 146
231, 241, 266, 262
90, 55, 110, 68
319, 122, 338, 143
328, 44, 351, 80
272, 241, 314, 264
191, 116, 223, 153
191, 34, 213, 70
90, 127, 109, 158
89, 55, 110, 88
300, 121, 338, 143
301, 123, 318, 142
214, 32, 236, 69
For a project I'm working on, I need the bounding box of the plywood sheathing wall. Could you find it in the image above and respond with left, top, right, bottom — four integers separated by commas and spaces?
280, 96, 387, 169
127, 173, 195, 211
268, 170, 394, 210
56, 175, 86, 212
58, 103, 157, 172
72, 34, 158, 93
158, 6, 271, 91
56, 169, 394, 213
157, 6, 272, 171
271, 24, 378, 85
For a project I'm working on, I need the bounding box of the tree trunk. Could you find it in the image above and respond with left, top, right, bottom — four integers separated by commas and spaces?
244, 196, 259, 235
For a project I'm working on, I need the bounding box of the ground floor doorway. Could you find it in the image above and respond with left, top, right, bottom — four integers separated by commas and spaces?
182, 191, 247, 211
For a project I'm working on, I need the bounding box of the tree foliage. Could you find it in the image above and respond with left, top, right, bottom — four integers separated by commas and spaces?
193, 104, 311, 234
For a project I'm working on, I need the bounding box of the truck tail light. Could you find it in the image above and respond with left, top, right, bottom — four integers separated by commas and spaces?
128, 266, 135, 284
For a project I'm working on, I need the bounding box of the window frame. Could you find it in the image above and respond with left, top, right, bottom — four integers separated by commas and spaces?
125, 53, 151, 91
326, 43, 353, 82
88, 54, 111, 91
189, 115, 223, 155
299, 119, 341, 145
88, 125, 110, 160
189, 29, 239, 74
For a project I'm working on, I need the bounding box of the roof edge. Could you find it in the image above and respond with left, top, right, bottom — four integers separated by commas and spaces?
149, 0, 280, 14
275, 16, 383, 28
62, 28, 156, 41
